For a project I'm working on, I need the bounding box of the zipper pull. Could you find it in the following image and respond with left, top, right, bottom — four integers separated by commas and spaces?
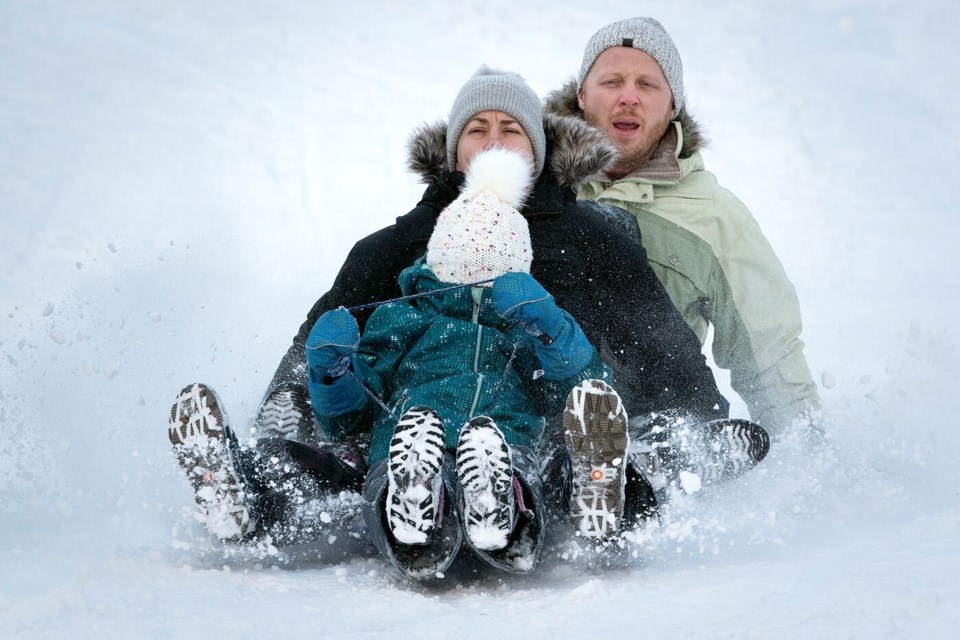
471, 286, 484, 323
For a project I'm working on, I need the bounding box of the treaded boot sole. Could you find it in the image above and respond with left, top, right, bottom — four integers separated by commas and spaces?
169, 383, 255, 540
386, 406, 445, 545
457, 416, 515, 552
678, 418, 770, 486
253, 383, 315, 441
563, 379, 629, 538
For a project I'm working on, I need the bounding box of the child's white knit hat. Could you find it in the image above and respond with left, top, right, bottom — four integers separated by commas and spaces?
427, 148, 534, 285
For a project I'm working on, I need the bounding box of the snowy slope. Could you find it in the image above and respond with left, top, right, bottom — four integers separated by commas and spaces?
2, 0, 959, 638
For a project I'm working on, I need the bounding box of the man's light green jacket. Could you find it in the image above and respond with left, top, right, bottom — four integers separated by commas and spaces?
546, 83, 819, 433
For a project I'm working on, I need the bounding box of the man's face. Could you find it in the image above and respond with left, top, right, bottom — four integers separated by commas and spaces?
578, 47, 675, 176
456, 110, 534, 173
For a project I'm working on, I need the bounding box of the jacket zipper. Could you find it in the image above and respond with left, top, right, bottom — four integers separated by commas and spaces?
468, 291, 484, 418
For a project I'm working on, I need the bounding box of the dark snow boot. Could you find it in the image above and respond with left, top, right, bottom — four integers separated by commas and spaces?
537, 426, 573, 524
460, 444, 545, 574
363, 453, 463, 581
253, 381, 317, 442
563, 379, 630, 539
629, 413, 771, 494
169, 383, 258, 540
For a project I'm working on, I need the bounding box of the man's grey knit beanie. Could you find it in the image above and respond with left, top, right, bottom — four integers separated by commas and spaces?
578, 17, 684, 114
446, 65, 546, 177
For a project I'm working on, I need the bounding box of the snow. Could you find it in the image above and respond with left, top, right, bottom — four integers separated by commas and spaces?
1, 0, 959, 638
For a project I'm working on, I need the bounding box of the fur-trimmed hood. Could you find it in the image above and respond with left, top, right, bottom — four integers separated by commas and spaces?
406, 113, 618, 189
542, 78, 706, 160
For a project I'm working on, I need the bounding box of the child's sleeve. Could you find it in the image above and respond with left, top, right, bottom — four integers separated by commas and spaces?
311, 302, 432, 441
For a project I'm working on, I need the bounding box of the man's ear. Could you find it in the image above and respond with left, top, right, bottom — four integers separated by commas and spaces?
577, 90, 586, 111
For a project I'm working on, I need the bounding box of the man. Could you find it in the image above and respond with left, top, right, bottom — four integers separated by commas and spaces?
544, 17, 821, 435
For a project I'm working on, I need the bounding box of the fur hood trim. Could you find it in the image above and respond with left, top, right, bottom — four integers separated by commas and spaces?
542, 78, 706, 159
406, 113, 618, 189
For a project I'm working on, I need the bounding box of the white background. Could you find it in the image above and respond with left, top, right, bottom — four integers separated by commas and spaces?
2, 1, 959, 637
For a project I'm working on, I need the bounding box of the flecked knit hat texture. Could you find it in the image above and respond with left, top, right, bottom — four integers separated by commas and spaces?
578, 17, 684, 114
427, 148, 533, 286
446, 66, 546, 177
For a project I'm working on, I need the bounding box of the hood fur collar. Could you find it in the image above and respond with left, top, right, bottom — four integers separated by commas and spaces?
542, 78, 706, 160
406, 113, 618, 189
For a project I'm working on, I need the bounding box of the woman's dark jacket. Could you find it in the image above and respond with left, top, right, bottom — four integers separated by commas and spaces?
265, 114, 729, 427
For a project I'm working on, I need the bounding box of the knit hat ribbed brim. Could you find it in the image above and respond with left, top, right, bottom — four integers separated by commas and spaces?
446, 66, 546, 177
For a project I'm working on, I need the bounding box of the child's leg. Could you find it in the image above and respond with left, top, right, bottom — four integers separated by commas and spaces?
362, 454, 462, 580
460, 438, 546, 573
456, 416, 544, 573
362, 406, 462, 580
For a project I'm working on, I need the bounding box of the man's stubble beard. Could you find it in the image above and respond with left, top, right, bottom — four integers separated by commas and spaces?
586, 111, 673, 179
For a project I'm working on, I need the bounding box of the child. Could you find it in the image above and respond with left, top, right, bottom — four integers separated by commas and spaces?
305, 149, 615, 579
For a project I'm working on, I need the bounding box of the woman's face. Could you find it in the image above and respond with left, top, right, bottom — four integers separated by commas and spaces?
455, 110, 534, 173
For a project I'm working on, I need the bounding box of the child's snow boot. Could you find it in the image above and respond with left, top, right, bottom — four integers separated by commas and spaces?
385, 406, 445, 545
456, 416, 517, 551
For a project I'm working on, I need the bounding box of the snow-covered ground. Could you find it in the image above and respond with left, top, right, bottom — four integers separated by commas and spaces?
2, 1, 959, 637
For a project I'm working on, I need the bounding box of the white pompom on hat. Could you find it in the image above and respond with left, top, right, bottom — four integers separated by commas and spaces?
426, 148, 534, 286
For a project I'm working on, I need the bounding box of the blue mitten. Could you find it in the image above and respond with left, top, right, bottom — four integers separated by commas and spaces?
305, 307, 364, 416
492, 272, 564, 344
493, 272, 593, 380
306, 307, 359, 378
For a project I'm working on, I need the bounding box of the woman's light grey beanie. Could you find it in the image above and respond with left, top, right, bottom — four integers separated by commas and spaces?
577, 17, 684, 114
446, 65, 546, 177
